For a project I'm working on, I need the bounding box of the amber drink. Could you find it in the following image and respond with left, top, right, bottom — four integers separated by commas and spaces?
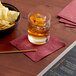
28, 12, 51, 45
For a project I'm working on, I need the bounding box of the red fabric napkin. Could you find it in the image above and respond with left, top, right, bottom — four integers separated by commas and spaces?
58, 0, 76, 28
59, 18, 76, 25
10, 34, 65, 62
59, 18, 76, 27
65, 24, 76, 28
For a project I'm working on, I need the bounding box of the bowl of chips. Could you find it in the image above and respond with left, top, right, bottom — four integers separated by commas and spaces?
0, 2, 20, 37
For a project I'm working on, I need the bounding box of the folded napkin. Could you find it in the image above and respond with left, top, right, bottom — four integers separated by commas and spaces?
59, 18, 76, 27
65, 24, 76, 28
10, 34, 65, 62
59, 18, 76, 25
58, 0, 76, 28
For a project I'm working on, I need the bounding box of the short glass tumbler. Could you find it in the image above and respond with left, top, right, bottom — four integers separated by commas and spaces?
28, 10, 51, 45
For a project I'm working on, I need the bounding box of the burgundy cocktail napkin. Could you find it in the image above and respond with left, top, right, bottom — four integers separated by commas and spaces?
10, 34, 65, 62
58, 0, 76, 28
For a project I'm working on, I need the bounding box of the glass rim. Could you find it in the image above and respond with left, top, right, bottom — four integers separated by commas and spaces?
28, 11, 51, 22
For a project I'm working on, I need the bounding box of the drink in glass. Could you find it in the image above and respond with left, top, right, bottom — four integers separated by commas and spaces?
28, 11, 51, 45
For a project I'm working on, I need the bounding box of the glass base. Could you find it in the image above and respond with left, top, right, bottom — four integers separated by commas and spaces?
28, 35, 50, 45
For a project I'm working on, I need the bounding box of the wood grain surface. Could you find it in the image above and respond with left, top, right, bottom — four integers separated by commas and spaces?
0, 0, 75, 76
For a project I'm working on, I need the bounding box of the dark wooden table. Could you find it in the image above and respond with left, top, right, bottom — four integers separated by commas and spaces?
0, 0, 75, 76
